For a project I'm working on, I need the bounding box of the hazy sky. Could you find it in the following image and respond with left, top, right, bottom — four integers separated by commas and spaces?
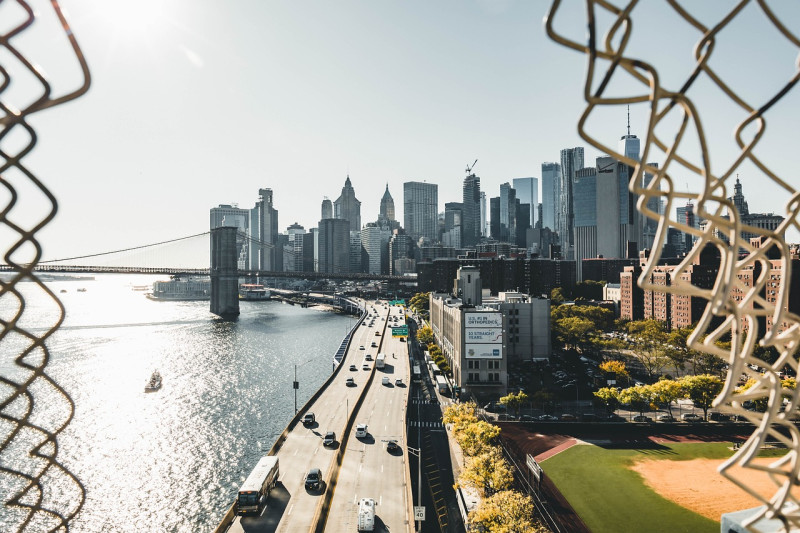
13, 1, 800, 265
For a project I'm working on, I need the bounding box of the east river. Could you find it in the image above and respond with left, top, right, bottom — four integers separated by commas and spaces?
0, 274, 353, 533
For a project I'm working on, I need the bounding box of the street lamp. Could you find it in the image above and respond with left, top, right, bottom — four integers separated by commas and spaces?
294, 358, 314, 414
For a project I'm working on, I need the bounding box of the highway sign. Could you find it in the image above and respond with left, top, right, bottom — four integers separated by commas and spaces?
414, 506, 425, 521
391, 325, 409, 337
390, 299, 406, 305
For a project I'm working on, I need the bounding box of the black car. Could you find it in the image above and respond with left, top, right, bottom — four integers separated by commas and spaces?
305, 468, 322, 491
386, 439, 399, 452
302, 412, 315, 425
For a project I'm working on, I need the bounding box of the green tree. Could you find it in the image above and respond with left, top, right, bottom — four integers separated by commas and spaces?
550, 287, 565, 306
409, 292, 430, 314
619, 385, 654, 416
678, 374, 724, 420
416, 325, 434, 346
459, 446, 514, 497
499, 391, 529, 417
649, 379, 682, 416
593, 387, 621, 413
626, 319, 671, 380
468, 490, 546, 533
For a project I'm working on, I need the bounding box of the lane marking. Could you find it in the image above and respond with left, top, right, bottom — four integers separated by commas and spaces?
287, 504, 294, 516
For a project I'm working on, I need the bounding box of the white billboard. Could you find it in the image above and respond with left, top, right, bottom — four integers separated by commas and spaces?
464, 312, 502, 329
466, 329, 503, 343
465, 343, 503, 359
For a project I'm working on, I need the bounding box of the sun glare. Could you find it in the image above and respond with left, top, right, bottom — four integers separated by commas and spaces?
100, 0, 176, 47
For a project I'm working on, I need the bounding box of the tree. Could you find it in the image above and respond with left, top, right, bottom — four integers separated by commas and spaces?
678, 374, 723, 420
649, 379, 682, 416
593, 387, 621, 413
626, 319, 671, 380
459, 446, 514, 497
442, 402, 478, 430
550, 287, 565, 306
499, 391, 529, 417
619, 385, 654, 416
416, 325, 434, 346
409, 292, 430, 314
468, 490, 547, 533
456, 420, 501, 456
599, 360, 630, 387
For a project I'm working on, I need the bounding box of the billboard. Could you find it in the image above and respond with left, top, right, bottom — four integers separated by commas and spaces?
465, 343, 503, 359
464, 312, 502, 329
466, 329, 503, 343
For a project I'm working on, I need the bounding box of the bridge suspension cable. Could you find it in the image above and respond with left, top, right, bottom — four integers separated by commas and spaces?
39, 231, 211, 264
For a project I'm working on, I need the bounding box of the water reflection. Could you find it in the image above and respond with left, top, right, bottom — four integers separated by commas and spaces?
0, 274, 351, 532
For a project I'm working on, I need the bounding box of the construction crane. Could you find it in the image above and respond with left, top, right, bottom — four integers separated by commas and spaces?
465, 159, 478, 175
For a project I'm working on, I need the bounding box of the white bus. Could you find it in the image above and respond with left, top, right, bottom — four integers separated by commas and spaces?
376, 353, 386, 369
237, 456, 280, 515
435, 374, 449, 395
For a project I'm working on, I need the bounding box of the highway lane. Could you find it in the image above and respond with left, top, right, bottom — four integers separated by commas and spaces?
227, 299, 390, 533
326, 303, 412, 532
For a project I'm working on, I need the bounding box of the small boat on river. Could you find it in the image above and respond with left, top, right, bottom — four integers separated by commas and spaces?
145, 371, 162, 392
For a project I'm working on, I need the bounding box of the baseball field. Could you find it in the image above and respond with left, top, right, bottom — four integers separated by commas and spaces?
541, 440, 792, 533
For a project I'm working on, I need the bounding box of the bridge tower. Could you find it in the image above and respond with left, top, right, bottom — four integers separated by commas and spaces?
210, 226, 240, 317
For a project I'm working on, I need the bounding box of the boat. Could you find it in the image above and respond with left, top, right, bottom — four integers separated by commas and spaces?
77, 288, 87, 292
144, 371, 162, 392
147, 276, 210, 301
239, 284, 271, 301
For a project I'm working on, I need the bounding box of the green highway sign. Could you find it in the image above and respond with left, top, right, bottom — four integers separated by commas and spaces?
391, 325, 409, 337
390, 299, 406, 306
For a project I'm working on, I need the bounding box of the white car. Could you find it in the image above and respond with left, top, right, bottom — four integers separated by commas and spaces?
382, 377, 390, 386
355, 424, 368, 438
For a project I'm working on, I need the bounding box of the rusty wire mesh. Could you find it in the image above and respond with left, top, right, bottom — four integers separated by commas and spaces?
546, 0, 800, 528
1, 1, 90, 531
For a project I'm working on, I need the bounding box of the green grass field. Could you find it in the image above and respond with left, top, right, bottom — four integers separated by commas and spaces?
541, 442, 768, 533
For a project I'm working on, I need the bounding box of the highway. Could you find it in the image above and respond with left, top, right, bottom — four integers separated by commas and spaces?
325, 303, 412, 532
226, 299, 411, 533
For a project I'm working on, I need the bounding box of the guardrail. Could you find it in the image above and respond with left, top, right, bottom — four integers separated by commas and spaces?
214, 301, 368, 533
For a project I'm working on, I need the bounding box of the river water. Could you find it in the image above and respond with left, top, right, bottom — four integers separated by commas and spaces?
0, 274, 353, 533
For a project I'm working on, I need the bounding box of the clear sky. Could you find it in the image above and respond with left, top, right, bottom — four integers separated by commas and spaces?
14, 1, 799, 265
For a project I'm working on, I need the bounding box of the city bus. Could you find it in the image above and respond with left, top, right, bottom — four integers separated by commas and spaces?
435, 374, 450, 395
412, 364, 421, 381
237, 456, 280, 515
376, 353, 386, 369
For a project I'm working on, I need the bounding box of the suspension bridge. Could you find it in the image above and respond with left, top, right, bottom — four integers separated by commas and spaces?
0, 229, 416, 283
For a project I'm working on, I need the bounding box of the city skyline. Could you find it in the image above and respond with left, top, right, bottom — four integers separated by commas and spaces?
15, 1, 800, 263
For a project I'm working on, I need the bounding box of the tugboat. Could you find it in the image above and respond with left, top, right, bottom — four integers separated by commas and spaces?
144, 370, 162, 392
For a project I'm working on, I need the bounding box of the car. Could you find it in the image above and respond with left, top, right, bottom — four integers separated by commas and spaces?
302, 412, 315, 425
359, 345, 365, 350
395, 378, 403, 386
657, 414, 676, 422
538, 414, 558, 421
382, 376, 390, 386
560, 413, 577, 421
374, 331, 381, 336
371, 342, 378, 347
305, 468, 322, 491
355, 424, 368, 438
632, 415, 653, 422
346, 377, 355, 387
386, 439, 399, 452
323, 431, 336, 446
520, 415, 536, 422
349, 364, 357, 371
365, 354, 373, 361
709, 412, 731, 421
682, 413, 703, 422
400, 338, 405, 342
362, 363, 370, 370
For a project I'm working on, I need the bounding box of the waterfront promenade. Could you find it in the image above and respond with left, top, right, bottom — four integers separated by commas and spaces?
223, 299, 412, 533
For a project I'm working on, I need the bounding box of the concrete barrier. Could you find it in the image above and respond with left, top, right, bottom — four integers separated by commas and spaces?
215, 302, 367, 533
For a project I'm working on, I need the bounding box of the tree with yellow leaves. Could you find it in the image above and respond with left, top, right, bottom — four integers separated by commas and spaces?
455, 420, 500, 457
442, 402, 478, 431
468, 490, 548, 533
458, 446, 513, 497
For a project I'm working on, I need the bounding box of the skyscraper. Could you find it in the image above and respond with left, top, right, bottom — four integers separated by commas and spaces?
512, 177, 539, 234
334, 175, 361, 232
318, 218, 350, 273
462, 172, 481, 247
480, 191, 487, 237
499, 182, 517, 243
541, 162, 560, 231
403, 181, 438, 241
250, 188, 279, 271
210, 204, 250, 269
558, 147, 584, 259
321, 197, 333, 220
361, 224, 391, 274
379, 184, 395, 223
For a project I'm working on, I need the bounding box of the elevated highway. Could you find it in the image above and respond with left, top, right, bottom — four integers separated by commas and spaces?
221, 299, 412, 533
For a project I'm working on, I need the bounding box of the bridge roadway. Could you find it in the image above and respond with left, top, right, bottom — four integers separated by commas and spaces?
227, 299, 412, 533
